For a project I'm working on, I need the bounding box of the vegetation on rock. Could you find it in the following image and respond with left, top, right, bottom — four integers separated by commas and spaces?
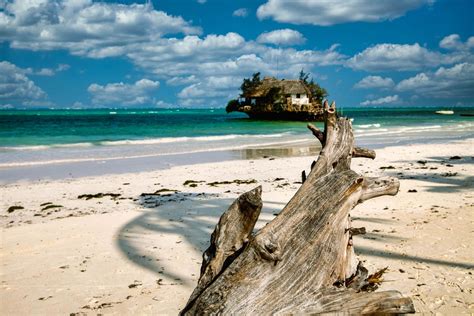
240, 72, 262, 96
299, 69, 328, 104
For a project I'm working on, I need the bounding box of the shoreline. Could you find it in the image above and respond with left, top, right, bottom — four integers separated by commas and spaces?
0, 142, 321, 184
1, 138, 473, 314
0, 135, 472, 185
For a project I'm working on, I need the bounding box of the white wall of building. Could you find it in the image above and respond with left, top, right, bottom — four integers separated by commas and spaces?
291, 94, 309, 105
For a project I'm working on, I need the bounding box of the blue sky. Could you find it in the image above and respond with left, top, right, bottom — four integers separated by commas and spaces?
1, 0, 473, 108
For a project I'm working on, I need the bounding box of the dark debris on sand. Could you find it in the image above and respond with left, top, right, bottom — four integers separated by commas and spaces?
7, 206, 24, 213
78, 193, 121, 200
207, 179, 257, 186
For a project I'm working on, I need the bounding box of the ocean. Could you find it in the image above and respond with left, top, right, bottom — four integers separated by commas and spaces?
0, 107, 473, 182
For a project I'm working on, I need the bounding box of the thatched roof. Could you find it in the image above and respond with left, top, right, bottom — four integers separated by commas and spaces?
281, 79, 312, 95
243, 77, 311, 98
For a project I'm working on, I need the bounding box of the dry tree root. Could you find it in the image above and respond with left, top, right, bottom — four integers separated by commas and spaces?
181, 101, 414, 315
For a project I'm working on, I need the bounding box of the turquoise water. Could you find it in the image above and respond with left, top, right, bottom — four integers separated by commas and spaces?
1, 107, 473, 147
0, 107, 473, 170
0, 108, 299, 147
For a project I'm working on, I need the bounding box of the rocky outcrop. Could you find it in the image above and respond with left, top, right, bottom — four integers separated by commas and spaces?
227, 77, 325, 121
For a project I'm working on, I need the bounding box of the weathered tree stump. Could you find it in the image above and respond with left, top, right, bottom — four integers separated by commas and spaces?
182, 101, 415, 315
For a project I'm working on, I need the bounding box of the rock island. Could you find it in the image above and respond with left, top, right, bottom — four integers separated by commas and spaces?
226, 71, 328, 121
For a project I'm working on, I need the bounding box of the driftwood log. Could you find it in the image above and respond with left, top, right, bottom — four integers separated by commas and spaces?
182, 101, 415, 315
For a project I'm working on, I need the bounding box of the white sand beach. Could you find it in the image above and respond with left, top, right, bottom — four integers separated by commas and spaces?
1, 139, 473, 315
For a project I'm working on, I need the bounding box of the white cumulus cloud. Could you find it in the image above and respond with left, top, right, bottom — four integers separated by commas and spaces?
24, 63, 70, 76
396, 62, 474, 98
166, 75, 199, 86
122, 35, 344, 107
88, 79, 160, 106
439, 34, 474, 51
233, 8, 248, 17
0, 0, 201, 57
0, 1, 352, 107
128, 36, 345, 94
0, 61, 47, 106
347, 43, 455, 71
57, 64, 70, 71
177, 76, 240, 105
354, 76, 395, 89
35, 68, 55, 76
361, 95, 400, 105
257, 29, 306, 46
257, 0, 433, 26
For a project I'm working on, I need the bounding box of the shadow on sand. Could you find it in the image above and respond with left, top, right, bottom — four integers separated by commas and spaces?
116, 190, 284, 282
387, 155, 473, 193
115, 156, 473, 281
356, 246, 474, 270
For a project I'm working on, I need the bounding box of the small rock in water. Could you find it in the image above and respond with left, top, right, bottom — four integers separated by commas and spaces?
449, 156, 461, 160
408, 189, 417, 193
